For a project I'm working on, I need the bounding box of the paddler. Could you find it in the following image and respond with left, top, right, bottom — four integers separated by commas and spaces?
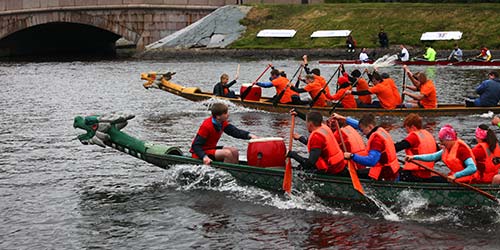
471, 124, 500, 184
326, 116, 366, 170
465, 71, 500, 107
256, 68, 304, 105
213, 73, 237, 98
332, 113, 400, 181
395, 114, 439, 182
422, 44, 436, 62
347, 71, 400, 109
405, 124, 477, 183
401, 65, 437, 108
475, 46, 492, 62
190, 103, 258, 165
492, 115, 500, 129
287, 111, 347, 175
291, 74, 329, 107
302, 55, 335, 100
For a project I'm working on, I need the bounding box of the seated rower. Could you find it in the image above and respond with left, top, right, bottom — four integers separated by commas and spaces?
401, 65, 437, 108
190, 103, 258, 165
381, 72, 402, 106
213, 73, 237, 98
348, 71, 400, 109
472, 125, 500, 184
465, 71, 500, 107
288, 112, 347, 175
256, 69, 304, 105
359, 48, 370, 62
302, 55, 335, 100
417, 44, 436, 62
332, 113, 400, 181
395, 114, 439, 182
448, 44, 463, 62
329, 76, 357, 108
291, 74, 329, 107
474, 46, 492, 62
326, 116, 366, 170
405, 124, 477, 183
351, 69, 372, 106
492, 115, 500, 129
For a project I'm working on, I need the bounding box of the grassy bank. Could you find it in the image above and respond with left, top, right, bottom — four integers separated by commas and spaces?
231, 3, 500, 49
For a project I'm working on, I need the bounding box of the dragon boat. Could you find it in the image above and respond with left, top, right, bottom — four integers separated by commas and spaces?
140, 72, 500, 117
73, 113, 500, 207
318, 60, 500, 67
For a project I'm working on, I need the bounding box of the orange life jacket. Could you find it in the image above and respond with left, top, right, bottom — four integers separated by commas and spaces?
367, 127, 400, 180
308, 124, 346, 174
272, 76, 297, 103
442, 139, 476, 183
356, 78, 372, 104
403, 129, 437, 179
473, 143, 500, 183
334, 125, 367, 170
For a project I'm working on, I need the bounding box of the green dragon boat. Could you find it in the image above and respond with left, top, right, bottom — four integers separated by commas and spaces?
73, 113, 500, 207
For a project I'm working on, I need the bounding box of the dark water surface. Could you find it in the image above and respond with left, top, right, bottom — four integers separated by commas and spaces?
1, 59, 500, 249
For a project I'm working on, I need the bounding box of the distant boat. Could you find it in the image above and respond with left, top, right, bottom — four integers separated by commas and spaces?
319, 60, 500, 67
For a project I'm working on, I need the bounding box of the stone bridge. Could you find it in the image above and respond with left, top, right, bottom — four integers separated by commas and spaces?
0, 1, 223, 56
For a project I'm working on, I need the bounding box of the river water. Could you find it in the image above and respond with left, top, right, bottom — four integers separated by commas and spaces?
1, 59, 500, 249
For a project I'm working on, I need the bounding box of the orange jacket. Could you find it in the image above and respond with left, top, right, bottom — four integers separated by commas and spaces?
442, 139, 476, 183
472, 143, 500, 183
403, 130, 437, 179
367, 127, 400, 180
331, 87, 357, 109
334, 125, 367, 169
304, 80, 328, 107
419, 80, 437, 109
272, 76, 297, 104
356, 78, 372, 104
308, 124, 346, 174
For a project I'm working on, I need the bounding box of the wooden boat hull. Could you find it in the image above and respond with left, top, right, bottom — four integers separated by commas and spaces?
73, 114, 500, 207
319, 60, 500, 67
149, 78, 500, 117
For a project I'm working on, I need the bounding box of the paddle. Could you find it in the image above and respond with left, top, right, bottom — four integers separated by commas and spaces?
272, 64, 303, 107
335, 120, 365, 195
400, 67, 406, 108
329, 71, 367, 114
241, 64, 271, 101
309, 65, 341, 108
294, 66, 303, 88
283, 114, 295, 194
398, 158, 498, 203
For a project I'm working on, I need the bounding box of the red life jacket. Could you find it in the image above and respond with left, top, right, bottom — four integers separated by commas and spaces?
442, 139, 476, 183
190, 117, 228, 158
272, 76, 296, 103
367, 127, 400, 181
334, 125, 367, 169
481, 48, 488, 57
403, 130, 437, 179
473, 142, 500, 183
308, 124, 345, 174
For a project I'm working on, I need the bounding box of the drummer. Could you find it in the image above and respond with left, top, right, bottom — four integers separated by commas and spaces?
287, 111, 347, 175
190, 103, 258, 165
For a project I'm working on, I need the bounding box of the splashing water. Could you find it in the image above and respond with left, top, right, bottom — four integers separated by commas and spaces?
364, 188, 401, 221
372, 54, 399, 68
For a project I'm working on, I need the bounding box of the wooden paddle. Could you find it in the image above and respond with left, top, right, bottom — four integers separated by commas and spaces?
240, 64, 271, 101
398, 159, 498, 203
283, 114, 296, 194
400, 67, 406, 108
309, 65, 341, 108
335, 120, 365, 195
272, 64, 303, 107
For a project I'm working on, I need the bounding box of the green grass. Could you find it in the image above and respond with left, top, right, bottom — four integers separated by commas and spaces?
231, 3, 500, 49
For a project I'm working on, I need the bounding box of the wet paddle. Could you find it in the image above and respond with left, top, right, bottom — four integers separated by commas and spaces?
398, 159, 499, 203
283, 114, 296, 194
272, 65, 303, 107
335, 120, 365, 195
309, 65, 341, 108
400, 67, 406, 108
240, 64, 271, 101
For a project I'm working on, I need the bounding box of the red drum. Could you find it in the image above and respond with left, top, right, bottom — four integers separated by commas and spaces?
240, 84, 262, 101
247, 137, 286, 168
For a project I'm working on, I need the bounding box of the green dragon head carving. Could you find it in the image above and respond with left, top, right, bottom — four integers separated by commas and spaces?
73, 113, 135, 147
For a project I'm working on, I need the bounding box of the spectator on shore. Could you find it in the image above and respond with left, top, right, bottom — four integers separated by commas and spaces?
378, 28, 389, 49
346, 34, 356, 53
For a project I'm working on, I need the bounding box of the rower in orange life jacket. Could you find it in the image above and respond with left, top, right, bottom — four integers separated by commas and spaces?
190, 103, 258, 165
348, 71, 401, 109
332, 113, 400, 181
291, 74, 329, 107
330, 75, 357, 108
395, 114, 439, 182
471, 124, 500, 183
287, 111, 347, 175
326, 117, 366, 170
406, 124, 477, 183
256, 68, 303, 104
401, 66, 437, 109
301, 54, 336, 100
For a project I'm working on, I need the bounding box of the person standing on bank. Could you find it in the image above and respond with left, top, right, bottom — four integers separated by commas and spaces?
346, 34, 356, 53
190, 103, 258, 165
378, 28, 389, 49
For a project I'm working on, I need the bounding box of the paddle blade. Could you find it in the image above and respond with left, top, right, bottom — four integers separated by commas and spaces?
347, 161, 364, 195
283, 159, 292, 193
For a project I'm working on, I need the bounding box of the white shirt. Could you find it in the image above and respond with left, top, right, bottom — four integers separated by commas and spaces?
359, 52, 369, 62
400, 48, 409, 61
